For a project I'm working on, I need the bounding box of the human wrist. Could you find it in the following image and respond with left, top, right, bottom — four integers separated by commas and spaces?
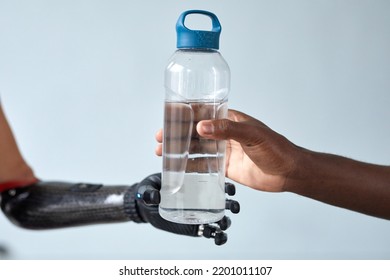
283, 147, 319, 194
0, 160, 37, 185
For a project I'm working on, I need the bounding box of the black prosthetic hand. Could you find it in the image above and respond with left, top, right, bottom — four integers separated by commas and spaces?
135, 173, 240, 245
0, 173, 239, 245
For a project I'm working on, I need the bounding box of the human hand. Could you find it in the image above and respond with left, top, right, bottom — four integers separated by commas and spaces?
156, 109, 299, 193
135, 173, 239, 245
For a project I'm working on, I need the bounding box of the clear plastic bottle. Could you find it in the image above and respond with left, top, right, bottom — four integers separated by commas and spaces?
159, 10, 230, 224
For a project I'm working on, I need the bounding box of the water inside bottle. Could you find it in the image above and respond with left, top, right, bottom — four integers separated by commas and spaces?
160, 101, 227, 224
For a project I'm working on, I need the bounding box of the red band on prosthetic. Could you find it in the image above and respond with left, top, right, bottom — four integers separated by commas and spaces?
0, 179, 39, 193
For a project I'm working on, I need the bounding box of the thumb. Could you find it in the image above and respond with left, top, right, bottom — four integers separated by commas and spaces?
197, 118, 263, 147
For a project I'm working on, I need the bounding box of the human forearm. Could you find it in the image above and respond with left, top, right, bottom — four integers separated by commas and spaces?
286, 148, 390, 220
0, 105, 37, 184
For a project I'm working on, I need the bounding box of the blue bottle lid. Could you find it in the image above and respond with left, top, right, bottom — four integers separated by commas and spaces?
176, 10, 221, 50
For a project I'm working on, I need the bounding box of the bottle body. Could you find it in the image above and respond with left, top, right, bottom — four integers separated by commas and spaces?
159, 49, 230, 224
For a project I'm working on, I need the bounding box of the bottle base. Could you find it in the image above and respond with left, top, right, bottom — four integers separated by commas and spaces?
159, 207, 224, 225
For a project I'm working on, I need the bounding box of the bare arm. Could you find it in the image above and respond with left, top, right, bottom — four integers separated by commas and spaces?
0, 104, 37, 186
288, 150, 390, 220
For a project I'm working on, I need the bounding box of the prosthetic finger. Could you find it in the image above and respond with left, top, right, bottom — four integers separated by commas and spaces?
136, 185, 160, 205
225, 182, 236, 196
224, 182, 240, 213
216, 216, 232, 230
199, 225, 228, 246
226, 199, 240, 214
136, 173, 161, 205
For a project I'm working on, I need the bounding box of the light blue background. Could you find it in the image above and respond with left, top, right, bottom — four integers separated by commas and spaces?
0, 0, 389, 259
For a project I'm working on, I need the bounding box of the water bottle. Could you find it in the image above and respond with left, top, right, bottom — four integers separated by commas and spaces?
159, 10, 230, 224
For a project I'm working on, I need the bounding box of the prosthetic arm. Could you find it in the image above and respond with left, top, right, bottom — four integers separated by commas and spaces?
0, 173, 239, 245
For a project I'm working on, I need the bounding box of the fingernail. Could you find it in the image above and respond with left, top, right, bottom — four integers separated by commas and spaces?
200, 122, 214, 135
